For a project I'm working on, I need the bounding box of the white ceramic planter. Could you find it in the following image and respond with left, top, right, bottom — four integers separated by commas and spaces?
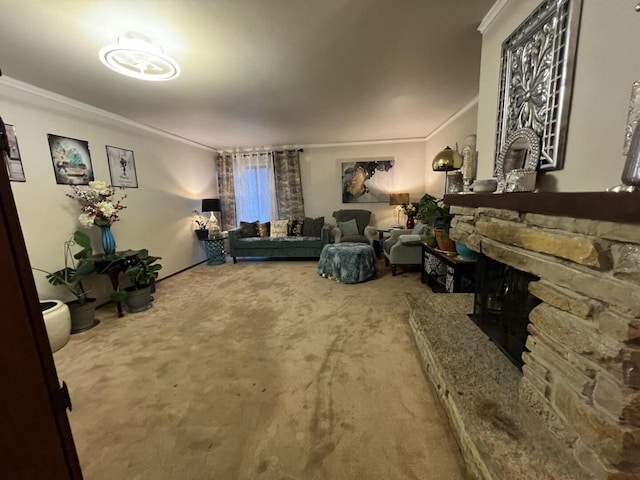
40, 300, 71, 352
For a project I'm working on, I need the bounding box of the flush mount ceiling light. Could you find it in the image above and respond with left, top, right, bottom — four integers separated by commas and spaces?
99, 32, 180, 81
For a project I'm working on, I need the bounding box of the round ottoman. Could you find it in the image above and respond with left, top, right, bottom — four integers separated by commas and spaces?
40, 300, 71, 352
317, 243, 378, 284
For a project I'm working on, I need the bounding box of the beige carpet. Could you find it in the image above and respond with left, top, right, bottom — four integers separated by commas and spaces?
53, 258, 466, 480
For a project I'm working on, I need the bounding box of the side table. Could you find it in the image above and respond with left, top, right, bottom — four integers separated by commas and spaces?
421, 243, 476, 293
92, 250, 140, 318
203, 235, 227, 265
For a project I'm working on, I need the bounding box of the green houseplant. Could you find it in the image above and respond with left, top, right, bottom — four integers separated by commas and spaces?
119, 249, 163, 313
416, 193, 455, 251
33, 231, 98, 332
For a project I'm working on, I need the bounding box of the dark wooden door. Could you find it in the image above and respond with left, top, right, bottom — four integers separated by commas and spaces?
0, 118, 82, 478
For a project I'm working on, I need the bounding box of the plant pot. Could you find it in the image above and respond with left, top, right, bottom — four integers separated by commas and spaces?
455, 241, 478, 260
195, 229, 208, 240
125, 286, 153, 313
67, 298, 97, 333
434, 228, 456, 252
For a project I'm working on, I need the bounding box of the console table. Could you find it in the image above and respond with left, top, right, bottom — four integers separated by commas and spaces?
421, 243, 476, 293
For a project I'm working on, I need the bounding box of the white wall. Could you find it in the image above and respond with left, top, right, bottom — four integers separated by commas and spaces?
425, 102, 478, 197
300, 141, 426, 228
476, 0, 640, 192
1, 82, 216, 303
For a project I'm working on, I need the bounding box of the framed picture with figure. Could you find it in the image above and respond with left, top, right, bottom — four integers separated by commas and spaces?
106, 145, 138, 188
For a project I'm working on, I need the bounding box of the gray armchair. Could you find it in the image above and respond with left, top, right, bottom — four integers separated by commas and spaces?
382, 223, 426, 275
332, 209, 376, 244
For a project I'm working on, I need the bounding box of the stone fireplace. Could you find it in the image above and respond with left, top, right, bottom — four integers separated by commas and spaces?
408, 193, 640, 480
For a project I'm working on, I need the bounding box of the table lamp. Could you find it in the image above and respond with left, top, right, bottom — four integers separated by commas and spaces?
202, 198, 221, 237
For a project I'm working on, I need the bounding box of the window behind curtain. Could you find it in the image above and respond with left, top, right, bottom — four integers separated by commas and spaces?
233, 152, 278, 223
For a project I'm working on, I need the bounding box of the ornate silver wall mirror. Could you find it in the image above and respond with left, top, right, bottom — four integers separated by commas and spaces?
494, 0, 582, 173
495, 128, 541, 192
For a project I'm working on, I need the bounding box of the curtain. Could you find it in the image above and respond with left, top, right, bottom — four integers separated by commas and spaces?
273, 150, 305, 220
232, 151, 278, 223
215, 152, 237, 231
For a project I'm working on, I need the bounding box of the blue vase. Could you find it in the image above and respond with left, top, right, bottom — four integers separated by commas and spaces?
101, 225, 116, 255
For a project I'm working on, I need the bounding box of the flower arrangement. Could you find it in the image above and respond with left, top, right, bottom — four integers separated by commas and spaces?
192, 210, 208, 230
401, 202, 417, 218
67, 180, 127, 227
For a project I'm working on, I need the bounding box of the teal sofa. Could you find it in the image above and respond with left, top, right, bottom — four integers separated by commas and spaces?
228, 224, 331, 263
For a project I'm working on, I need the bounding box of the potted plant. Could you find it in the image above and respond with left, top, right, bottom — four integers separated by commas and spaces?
192, 210, 209, 240
417, 193, 455, 251
119, 249, 163, 313
33, 231, 98, 333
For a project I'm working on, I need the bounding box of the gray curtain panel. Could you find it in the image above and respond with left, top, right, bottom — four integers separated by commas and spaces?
273, 150, 305, 220
215, 152, 237, 231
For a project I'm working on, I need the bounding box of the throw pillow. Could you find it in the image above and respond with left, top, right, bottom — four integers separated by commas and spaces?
271, 220, 289, 238
239, 221, 259, 238
257, 221, 270, 237
338, 218, 358, 237
302, 216, 324, 237
287, 219, 303, 236
411, 222, 426, 235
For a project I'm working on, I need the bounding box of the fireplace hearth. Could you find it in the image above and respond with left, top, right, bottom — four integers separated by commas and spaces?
404, 194, 640, 479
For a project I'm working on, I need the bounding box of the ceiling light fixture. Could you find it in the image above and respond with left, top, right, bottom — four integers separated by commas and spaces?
99, 32, 180, 81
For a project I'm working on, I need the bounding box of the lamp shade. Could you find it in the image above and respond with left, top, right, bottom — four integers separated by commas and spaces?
202, 198, 221, 212
389, 193, 410, 205
432, 146, 463, 171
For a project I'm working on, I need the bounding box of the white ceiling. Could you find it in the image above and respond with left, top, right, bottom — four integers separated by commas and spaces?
0, 0, 495, 150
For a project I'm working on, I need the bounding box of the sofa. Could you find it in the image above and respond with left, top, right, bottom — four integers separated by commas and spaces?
228, 224, 331, 262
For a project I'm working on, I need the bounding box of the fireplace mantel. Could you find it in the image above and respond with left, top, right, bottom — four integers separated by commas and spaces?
444, 192, 640, 224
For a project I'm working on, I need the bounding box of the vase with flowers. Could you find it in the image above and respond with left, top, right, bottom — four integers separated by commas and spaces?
192, 210, 209, 240
67, 180, 127, 255
402, 202, 417, 229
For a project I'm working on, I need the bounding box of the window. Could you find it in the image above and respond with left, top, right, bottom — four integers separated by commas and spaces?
233, 152, 277, 223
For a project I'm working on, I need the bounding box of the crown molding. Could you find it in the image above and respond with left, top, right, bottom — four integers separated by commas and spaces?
299, 136, 426, 149
478, 0, 511, 34
0, 76, 217, 152
424, 96, 479, 142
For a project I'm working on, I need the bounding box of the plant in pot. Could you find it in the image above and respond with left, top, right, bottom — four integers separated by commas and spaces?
416, 193, 455, 252
33, 231, 98, 333
116, 249, 162, 313
192, 210, 209, 240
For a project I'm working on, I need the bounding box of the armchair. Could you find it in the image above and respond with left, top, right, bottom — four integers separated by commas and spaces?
332, 209, 376, 244
382, 223, 426, 275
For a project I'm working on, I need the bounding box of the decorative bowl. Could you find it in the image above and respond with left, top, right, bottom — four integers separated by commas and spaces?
470, 179, 497, 193
455, 241, 478, 260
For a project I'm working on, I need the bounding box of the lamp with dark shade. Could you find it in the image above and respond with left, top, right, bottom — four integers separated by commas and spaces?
389, 193, 410, 228
202, 198, 221, 237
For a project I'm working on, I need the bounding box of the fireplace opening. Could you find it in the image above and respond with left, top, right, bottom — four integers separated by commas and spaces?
471, 254, 541, 368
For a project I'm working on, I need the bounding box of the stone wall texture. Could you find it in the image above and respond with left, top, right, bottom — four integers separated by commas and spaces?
451, 207, 640, 480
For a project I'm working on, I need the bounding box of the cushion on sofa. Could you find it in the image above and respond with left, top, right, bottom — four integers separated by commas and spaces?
338, 218, 358, 236
303, 216, 324, 237
271, 220, 289, 237
239, 221, 259, 238
257, 221, 270, 237
287, 219, 303, 236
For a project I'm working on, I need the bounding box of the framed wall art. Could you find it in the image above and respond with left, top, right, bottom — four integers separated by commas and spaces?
106, 145, 138, 188
48, 134, 94, 185
494, 0, 583, 173
341, 158, 394, 203
3, 124, 26, 182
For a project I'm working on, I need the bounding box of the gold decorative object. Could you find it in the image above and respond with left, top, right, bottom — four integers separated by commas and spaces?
432, 146, 462, 171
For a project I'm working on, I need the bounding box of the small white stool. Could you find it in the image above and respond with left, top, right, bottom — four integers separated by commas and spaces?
40, 300, 71, 352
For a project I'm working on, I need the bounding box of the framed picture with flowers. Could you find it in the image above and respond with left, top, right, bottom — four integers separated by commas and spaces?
48, 134, 94, 185
106, 145, 138, 188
